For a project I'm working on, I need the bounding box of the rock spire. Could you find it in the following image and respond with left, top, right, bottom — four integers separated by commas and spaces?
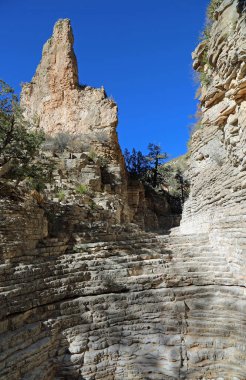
21, 18, 118, 140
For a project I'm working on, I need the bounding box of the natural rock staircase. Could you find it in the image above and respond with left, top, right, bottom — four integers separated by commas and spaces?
1, 223, 245, 380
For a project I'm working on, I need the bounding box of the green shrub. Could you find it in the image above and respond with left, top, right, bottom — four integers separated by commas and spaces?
50, 132, 72, 153
89, 200, 97, 210
75, 184, 89, 195
88, 149, 97, 162
199, 0, 223, 46
97, 156, 109, 168
57, 190, 65, 201
94, 131, 110, 144
207, 0, 223, 21
201, 47, 209, 66
0, 80, 47, 185
200, 72, 211, 87
43, 133, 92, 154
199, 24, 212, 42
67, 136, 89, 153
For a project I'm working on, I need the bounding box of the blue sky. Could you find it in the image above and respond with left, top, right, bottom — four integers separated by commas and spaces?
0, 0, 209, 159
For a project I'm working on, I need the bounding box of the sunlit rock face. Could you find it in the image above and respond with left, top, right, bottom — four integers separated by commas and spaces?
21, 19, 117, 138
1, 2, 246, 380
175, 0, 246, 377
182, 0, 246, 235
21, 19, 128, 217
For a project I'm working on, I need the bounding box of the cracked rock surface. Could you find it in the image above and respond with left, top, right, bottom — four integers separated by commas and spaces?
1, 1, 246, 379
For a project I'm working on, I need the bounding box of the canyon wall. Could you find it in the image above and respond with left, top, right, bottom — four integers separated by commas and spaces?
181, 0, 246, 236
175, 0, 246, 376
0, 2, 246, 380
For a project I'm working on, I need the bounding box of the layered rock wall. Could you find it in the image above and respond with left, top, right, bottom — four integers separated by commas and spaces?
1, 3, 246, 379
182, 0, 246, 235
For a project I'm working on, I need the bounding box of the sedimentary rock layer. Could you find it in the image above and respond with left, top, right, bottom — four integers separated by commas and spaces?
1, 1, 246, 379
183, 0, 246, 235
1, 195, 245, 379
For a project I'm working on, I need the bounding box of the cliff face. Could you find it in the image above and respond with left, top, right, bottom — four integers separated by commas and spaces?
0, 3, 246, 380
21, 19, 127, 219
182, 0, 246, 234
174, 0, 246, 376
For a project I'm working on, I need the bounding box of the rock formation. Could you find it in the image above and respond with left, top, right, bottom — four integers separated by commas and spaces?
20, 18, 177, 230
0, 1, 246, 379
184, 0, 246, 235
21, 19, 117, 140
21, 19, 128, 220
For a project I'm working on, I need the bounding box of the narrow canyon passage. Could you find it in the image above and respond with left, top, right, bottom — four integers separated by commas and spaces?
1, 198, 245, 379
1, 0, 246, 379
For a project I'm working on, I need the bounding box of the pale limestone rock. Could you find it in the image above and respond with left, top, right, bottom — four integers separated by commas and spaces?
182, 0, 246, 234
1, 2, 246, 379
21, 19, 116, 138
20, 18, 176, 229
21, 19, 127, 216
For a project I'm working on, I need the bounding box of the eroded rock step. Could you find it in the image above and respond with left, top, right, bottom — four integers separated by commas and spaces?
0, 230, 245, 380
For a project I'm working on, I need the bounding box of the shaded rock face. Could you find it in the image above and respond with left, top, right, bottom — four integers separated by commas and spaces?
1, 3, 246, 380
127, 179, 181, 231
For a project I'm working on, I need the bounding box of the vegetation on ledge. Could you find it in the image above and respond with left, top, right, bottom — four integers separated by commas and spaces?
124, 144, 189, 205
0, 80, 54, 191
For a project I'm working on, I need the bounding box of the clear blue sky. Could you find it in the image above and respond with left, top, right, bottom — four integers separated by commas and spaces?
0, 0, 209, 159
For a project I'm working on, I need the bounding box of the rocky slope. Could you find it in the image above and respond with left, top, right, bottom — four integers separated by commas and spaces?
0, 2, 246, 379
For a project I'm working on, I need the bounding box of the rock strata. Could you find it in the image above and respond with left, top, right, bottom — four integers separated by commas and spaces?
1, 2, 246, 379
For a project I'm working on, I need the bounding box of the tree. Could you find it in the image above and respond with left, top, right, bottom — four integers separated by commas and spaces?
159, 159, 190, 204
174, 169, 189, 204
0, 80, 51, 189
124, 148, 150, 179
123, 144, 168, 187
124, 144, 189, 210
146, 143, 168, 187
